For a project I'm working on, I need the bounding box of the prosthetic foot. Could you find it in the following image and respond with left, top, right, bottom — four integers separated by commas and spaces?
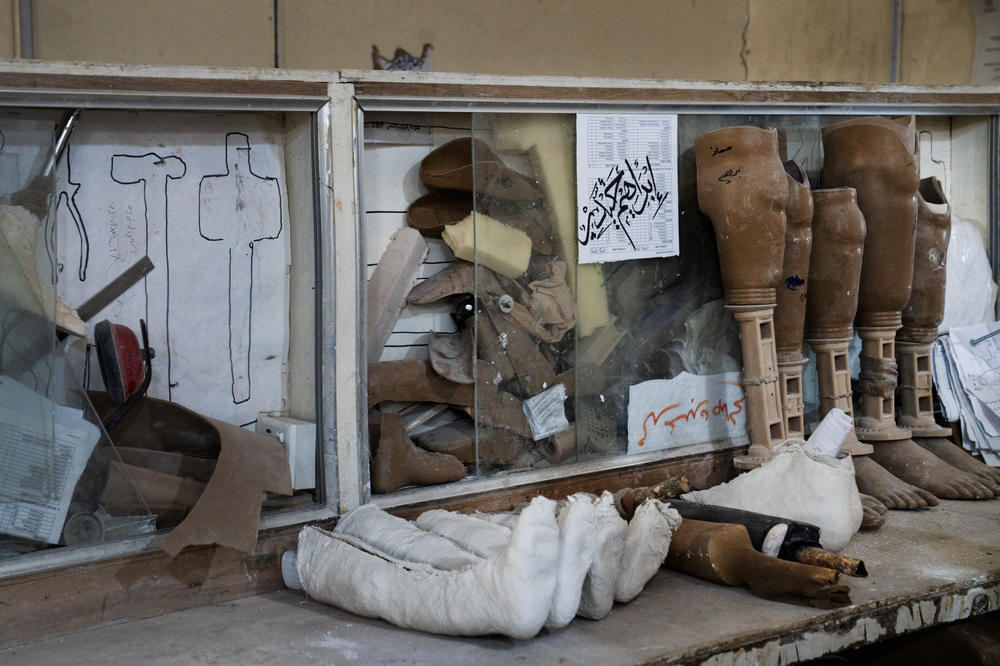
371, 412, 466, 494
696, 126, 788, 467
897, 178, 1000, 493
821, 116, 989, 503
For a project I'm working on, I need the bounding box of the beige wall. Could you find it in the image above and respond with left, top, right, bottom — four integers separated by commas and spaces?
11, 0, 979, 85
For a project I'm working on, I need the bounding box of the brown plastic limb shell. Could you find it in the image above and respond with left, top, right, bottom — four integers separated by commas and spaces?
805, 188, 866, 342
774, 160, 814, 355
727, 303, 786, 460
900, 176, 951, 343
896, 340, 952, 437
807, 338, 873, 455
821, 116, 919, 328
695, 126, 787, 305
665, 519, 849, 604
855, 326, 912, 442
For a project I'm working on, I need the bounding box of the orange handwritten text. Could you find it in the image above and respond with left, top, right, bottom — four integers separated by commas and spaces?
637, 390, 744, 447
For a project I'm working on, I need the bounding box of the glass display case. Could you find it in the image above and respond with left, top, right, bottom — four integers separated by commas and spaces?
0, 69, 335, 572
348, 76, 998, 508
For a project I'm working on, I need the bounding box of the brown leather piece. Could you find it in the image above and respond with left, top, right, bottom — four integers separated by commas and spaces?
368, 360, 474, 408
419, 137, 543, 202
371, 412, 466, 494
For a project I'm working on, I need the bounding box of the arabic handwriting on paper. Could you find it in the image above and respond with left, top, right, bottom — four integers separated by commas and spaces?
627, 372, 747, 454
575, 114, 680, 263
636, 385, 745, 447
580, 155, 667, 250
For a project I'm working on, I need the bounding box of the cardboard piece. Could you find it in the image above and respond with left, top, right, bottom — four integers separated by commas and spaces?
162, 414, 292, 557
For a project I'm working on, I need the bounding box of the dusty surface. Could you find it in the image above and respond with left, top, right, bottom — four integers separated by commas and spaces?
3, 500, 998, 665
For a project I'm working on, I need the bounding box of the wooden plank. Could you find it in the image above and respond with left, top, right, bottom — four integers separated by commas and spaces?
0, 72, 328, 98
0, 449, 737, 644
353, 81, 1000, 108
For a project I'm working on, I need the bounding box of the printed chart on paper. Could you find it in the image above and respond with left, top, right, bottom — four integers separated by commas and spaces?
575, 114, 679, 263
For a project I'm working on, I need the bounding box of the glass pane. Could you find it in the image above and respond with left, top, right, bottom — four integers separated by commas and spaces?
364, 108, 994, 496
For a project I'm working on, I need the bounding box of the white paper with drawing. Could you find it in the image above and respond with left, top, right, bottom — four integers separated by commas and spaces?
627, 371, 746, 454
575, 114, 679, 263
52, 111, 290, 425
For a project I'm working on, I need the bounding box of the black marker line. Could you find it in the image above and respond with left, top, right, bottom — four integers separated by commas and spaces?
111, 150, 187, 401
198, 132, 283, 406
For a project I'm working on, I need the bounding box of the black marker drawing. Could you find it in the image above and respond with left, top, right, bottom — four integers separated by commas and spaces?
710, 145, 733, 156
46, 144, 90, 282
198, 132, 282, 405
579, 155, 667, 250
717, 168, 741, 184
111, 151, 187, 400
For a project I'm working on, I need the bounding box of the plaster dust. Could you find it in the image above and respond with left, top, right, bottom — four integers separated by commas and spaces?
414, 509, 512, 558
683, 440, 863, 552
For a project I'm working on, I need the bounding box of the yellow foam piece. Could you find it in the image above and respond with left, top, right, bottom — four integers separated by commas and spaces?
442, 212, 532, 279
493, 114, 611, 337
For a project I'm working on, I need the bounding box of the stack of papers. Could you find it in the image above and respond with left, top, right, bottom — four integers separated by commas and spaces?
933, 322, 1000, 466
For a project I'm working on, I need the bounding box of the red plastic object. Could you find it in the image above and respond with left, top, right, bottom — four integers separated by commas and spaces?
94, 320, 145, 404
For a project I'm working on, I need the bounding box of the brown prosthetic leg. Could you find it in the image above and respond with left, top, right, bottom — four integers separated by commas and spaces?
773, 161, 813, 440
900, 177, 1000, 494
823, 117, 993, 502
805, 188, 893, 523
665, 519, 851, 608
371, 412, 467, 494
696, 127, 788, 468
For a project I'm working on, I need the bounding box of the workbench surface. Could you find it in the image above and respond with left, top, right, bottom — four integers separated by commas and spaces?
4, 499, 999, 665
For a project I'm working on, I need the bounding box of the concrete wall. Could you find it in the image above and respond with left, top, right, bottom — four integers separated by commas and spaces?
11, 0, 979, 85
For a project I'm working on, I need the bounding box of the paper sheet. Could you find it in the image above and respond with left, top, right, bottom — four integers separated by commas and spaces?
51, 111, 291, 426
522, 383, 569, 441
627, 371, 746, 454
575, 114, 679, 263
949, 322, 1000, 416
0, 376, 100, 544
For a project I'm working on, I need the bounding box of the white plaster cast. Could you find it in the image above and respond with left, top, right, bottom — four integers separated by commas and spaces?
682, 440, 863, 551
577, 491, 628, 620
296, 496, 560, 639
335, 503, 481, 570
614, 498, 682, 603
546, 493, 597, 629
414, 509, 512, 558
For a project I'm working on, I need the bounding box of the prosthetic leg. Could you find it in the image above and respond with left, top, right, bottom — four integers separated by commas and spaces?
696, 127, 788, 469
806, 188, 890, 526
900, 177, 1000, 493
773, 161, 813, 440
823, 117, 992, 504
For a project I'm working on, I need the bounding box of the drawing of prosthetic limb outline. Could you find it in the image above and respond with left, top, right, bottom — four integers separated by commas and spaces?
198, 132, 282, 405
111, 151, 187, 399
